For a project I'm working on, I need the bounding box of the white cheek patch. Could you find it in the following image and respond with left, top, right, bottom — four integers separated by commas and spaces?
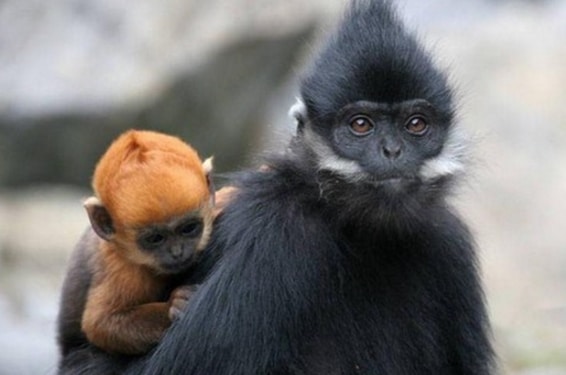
303, 127, 367, 182
419, 127, 469, 181
302, 115, 469, 183
293, 96, 365, 181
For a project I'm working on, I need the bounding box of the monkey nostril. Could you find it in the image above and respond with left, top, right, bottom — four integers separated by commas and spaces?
383, 144, 402, 159
171, 246, 183, 258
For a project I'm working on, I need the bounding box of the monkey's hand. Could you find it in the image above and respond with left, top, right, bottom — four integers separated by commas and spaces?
213, 186, 238, 217
168, 285, 197, 321
213, 167, 269, 217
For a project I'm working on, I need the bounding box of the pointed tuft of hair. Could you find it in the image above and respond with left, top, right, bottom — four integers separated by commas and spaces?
299, 0, 453, 127
92, 130, 211, 227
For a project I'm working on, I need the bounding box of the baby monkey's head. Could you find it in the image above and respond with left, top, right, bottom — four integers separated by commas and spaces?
85, 130, 214, 274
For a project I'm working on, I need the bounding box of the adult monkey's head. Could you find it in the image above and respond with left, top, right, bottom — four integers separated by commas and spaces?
291, 0, 469, 223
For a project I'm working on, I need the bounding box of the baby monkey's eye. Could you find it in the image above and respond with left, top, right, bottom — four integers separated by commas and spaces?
177, 220, 203, 238
141, 232, 167, 248
348, 115, 374, 136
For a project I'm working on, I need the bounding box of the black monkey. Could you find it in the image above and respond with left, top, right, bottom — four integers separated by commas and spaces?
138, 0, 494, 373
58, 0, 495, 374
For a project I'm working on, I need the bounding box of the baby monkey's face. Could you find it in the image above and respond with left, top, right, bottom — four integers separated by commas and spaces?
133, 207, 213, 274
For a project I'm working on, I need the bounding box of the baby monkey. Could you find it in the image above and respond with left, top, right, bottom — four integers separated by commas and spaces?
57, 130, 215, 356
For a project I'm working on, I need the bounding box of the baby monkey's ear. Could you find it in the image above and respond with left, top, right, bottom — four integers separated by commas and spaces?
84, 196, 115, 241
203, 157, 215, 205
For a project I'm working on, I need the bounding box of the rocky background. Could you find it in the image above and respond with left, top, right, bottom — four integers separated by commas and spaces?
0, 0, 565, 374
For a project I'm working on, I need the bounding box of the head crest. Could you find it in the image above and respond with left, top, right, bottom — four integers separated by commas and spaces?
300, 0, 453, 124
93, 130, 210, 226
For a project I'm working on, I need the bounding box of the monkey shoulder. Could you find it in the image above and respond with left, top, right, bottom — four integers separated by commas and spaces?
213, 166, 332, 261
230, 163, 322, 216
139, 168, 336, 375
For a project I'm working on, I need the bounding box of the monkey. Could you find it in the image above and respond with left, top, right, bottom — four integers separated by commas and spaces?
58, 1, 496, 374
56, 129, 217, 359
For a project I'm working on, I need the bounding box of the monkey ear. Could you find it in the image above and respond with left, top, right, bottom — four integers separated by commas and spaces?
84, 196, 115, 241
289, 97, 307, 132
203, 157, 215, 205
203, 157, 214, 175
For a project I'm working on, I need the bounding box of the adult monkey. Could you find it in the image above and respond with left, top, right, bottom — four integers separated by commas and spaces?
59, 0, 495, 374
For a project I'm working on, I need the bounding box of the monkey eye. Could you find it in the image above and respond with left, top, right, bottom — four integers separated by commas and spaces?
405, 116, 429, 135
177, 220, 203, 238
348, 115, 374, 136
141, 232, 167, 248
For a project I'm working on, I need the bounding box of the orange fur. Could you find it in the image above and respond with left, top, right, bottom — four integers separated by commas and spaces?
93, 130, 211, 228
79, 130, 214, 355
82, 240, 170, 354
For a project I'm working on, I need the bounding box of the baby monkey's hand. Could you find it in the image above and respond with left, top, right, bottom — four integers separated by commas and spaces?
168, 285, 197, 321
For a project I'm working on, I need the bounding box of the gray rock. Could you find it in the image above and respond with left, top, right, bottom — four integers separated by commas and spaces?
0, 0, 328, 187
0, 27, 313, 187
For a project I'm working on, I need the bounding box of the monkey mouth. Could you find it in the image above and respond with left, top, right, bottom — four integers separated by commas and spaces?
376, 177, 404, 184
366, 176, 416, 188
371, 178, 405, 190
160, 256, 196, 274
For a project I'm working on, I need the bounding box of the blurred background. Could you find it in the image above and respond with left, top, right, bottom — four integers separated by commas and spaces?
0, 0, 565, 374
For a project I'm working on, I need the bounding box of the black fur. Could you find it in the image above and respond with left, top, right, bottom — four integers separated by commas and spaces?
57, 1, 494, 374
57, 229, 95, 357
133, 145, 493, 374
301, 0, 454, 132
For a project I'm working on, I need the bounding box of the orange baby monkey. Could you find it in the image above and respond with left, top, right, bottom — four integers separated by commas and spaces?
57, 130, 215, 356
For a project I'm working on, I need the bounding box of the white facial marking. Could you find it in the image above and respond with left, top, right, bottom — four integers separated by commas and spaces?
303, 127, 367, 182
297, 95, 469, 184
420, 127, 469, 180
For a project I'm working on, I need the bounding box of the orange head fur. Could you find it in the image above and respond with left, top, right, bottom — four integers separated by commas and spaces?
92, 130, 211, 230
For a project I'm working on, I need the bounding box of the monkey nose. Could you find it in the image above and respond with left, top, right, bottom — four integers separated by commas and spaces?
382, 143, 402, 160
170, 245, 183, 258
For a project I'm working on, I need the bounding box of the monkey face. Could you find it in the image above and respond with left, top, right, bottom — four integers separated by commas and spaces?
294, 0, 468, 202
134, 212, 211, 274
328, 99, 448, 185
300, 98, 466, 195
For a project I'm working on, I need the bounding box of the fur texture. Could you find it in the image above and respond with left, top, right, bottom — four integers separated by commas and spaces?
57, 1, 494, 374
93, 130, 212, 227
135, 1, 494, 373
57, 130, 216, 360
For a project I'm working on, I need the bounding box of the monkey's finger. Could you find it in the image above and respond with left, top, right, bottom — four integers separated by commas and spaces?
168, 305, 185, 321
213, 186, 238, 217
170, 285, 196, 300
169, 295, 191, 320
171, 296, 189, 309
